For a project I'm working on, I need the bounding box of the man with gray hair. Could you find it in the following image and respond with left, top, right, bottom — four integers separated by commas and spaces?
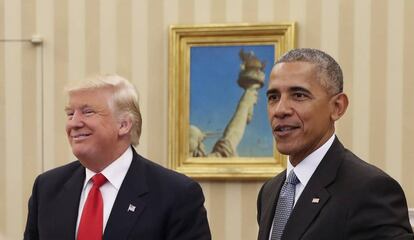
24, 74, 211, 240
257, 48, 413, 239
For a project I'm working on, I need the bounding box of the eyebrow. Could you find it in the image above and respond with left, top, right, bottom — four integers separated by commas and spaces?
266, 89, 279, 97
289, 86, 312, 95
266, 86, 313, 97
64, 104, 92, 112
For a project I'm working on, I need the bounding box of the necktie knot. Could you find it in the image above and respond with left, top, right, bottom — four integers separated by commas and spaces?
92, 173, 107, 188
286, 170, 300, 185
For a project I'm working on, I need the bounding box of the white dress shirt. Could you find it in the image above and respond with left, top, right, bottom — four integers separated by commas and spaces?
76, 146, 133, 236
269, 134, 335, 239
287, 134, 335, 206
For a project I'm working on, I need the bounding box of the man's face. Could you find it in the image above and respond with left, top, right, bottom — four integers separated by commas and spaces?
65, 88, 121, 163
267, 61, 337, 165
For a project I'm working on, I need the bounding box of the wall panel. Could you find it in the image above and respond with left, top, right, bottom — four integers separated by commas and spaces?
336, 0, 354, 146
54, 0, 69, 167
352, 0, 371, 161
0, 0, 5, 234
85, 0, 100, 75
402, 0, 414, 206
21, 0, 40, 228
4, 0, 24, 237
131, 0, 149, 156
385, 0, 404, 180
369, 0, 387, 170
116, 0, 132, 80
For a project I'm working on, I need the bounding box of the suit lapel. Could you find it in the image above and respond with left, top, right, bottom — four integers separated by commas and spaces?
259, 171, 286, 240
283, 138, 345, 240
55, 164, 85, 239
283, 183, 330, 239
104, 149, 149, 240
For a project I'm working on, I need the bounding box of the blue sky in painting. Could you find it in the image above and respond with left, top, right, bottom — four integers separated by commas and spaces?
190, 45, 275, 157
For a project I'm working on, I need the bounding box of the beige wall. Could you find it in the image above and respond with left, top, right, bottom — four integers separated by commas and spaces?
1, 0, 413, 239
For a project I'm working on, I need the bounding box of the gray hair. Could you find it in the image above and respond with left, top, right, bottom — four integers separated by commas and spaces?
66, 74, 142, 146
275, 48, 343, 94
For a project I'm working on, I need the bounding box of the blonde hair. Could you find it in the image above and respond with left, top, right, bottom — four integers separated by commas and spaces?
66, 74, 142, 146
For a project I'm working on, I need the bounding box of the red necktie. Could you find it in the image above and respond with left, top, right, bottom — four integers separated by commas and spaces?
77, 173, 107, 240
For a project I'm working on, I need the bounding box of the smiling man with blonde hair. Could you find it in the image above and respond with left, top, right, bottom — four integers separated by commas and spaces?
24, 74, 211, 240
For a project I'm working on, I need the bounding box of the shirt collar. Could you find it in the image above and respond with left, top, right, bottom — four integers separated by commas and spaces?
287, 134, 336, 186
83, 146, 133, 190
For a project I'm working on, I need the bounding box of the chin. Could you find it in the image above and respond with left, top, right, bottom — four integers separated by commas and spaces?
276, 143, 294, 156
71, 147, 89, 160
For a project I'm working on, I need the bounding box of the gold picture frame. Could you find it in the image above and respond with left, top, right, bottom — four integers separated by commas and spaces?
168, 23, 295, 180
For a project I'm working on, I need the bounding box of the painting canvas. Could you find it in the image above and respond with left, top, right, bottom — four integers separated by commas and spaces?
189, 45, 274, 158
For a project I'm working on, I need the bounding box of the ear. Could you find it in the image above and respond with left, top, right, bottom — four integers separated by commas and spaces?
330, 93, 348, 121
118, 115, 133, 137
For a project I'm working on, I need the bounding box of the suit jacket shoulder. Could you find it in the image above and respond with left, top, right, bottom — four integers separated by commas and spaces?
257, 137, 413, 240
103, 149, 212, 240
24, 160, 85, 240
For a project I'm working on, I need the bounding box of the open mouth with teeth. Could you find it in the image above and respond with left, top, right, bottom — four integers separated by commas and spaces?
274, 125, 300, 136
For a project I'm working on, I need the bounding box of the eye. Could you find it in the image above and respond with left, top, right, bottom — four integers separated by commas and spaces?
267, 93, 280, 103
292, 92, 309, 101
83, 109, 95, 116
65, 111, 74, 120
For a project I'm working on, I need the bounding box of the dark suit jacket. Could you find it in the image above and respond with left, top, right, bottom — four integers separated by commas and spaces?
257, 137, 413, 240
24, 148, 211, 240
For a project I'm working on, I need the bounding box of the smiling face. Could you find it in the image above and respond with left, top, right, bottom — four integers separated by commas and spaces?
65, 88, 128, 171
267, 61, 347, 166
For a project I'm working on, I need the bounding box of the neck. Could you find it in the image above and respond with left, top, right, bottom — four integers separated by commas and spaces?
289, 129, 335, 167
80, 143, 130, 172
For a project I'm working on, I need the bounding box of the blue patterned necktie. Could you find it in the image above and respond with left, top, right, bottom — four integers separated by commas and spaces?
271, 170, 300, 240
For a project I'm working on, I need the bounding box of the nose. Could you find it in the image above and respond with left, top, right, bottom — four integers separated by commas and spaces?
269, 96, 293, 119
66, 111, 84, 129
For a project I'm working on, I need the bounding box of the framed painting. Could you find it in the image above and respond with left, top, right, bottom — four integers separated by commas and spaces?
168, 23, 295, 180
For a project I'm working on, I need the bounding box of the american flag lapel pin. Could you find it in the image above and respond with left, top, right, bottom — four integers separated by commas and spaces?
128, 204, 136, 212
312, 198, 320, 204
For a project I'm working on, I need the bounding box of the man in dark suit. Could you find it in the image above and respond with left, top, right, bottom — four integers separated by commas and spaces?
257, 48, 413, 240
24, 74, 211, 240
